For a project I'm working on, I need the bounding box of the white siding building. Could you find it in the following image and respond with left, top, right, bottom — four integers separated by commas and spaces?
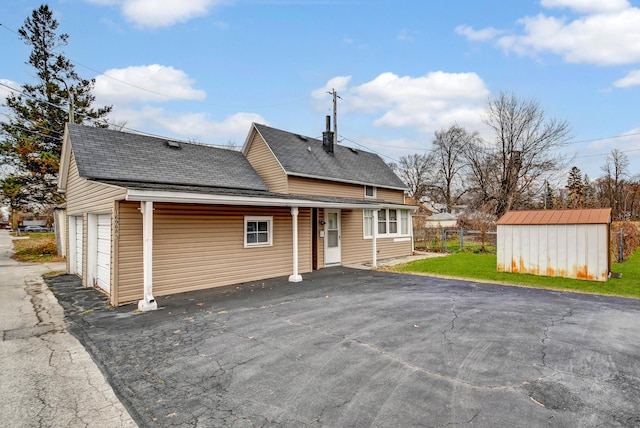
496, 209, 611, 282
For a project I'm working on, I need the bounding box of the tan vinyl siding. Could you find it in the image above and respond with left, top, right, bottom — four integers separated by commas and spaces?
115, 202, 143, 304
66, 151, 126, 215
374, 237, 413, 260
288, 176, 405, 203
376, 188, 405, 204
115, 202, 311, 305
340, 210, 372, 265
340, 209, 412, 265
289, 176, 363, 198
245, 133, 289, 193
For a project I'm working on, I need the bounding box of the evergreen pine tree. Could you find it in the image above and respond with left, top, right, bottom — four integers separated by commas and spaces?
1, 4, 112, 208
566, 166, 584, 208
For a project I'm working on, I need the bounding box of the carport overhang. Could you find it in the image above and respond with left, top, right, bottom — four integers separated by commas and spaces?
126, 188, 413, 311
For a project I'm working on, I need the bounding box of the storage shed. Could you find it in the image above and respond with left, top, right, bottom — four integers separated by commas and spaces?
496, 208, 612, 282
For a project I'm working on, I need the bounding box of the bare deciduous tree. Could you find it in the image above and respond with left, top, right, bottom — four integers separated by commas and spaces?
484, 92, 571, 218
430, 125, 477, 212
392, 153, 435, 202
599, 149, 630, 219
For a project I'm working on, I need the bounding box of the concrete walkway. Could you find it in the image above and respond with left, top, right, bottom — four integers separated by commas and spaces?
346, 250, 449, 269
0, 230, 136, 427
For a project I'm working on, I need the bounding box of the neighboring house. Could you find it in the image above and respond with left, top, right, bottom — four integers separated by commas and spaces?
496, 208, 611, 282
424, 212, 458, 228
405, 197, 433, 229
58, 121, 414, 309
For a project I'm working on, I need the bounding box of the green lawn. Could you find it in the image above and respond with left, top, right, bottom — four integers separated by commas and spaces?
392, 249, 640, 299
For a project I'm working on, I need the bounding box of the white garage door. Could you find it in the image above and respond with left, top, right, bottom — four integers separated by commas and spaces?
75, 217, 83, 276
96, 214, 111, 293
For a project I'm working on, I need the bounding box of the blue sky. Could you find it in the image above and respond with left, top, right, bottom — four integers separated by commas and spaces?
1, 0, 640, 182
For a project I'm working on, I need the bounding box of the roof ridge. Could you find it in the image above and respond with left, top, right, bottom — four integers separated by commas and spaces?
68, 123, 235, 151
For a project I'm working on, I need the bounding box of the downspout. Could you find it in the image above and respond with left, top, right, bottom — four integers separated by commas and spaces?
289, 207, 303, 282
138, 201, 158, 311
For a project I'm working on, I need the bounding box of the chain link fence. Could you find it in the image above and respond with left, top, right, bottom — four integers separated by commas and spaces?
414, 227, 497, 254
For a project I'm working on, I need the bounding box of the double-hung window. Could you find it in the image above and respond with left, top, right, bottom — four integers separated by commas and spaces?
388, 209, 398, 234
244, 216, 272, 247
364, 209, 411, 238
377, 209, 387, 234
363, 210, 374, 237
365, 185, 376, 198
400, 210, 410, 235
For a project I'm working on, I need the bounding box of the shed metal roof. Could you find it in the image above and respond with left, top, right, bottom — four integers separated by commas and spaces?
497, 208, 612, 225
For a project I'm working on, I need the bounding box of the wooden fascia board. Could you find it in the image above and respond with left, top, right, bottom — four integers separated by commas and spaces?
57, 125, 72, 193
241, 123, 288, 177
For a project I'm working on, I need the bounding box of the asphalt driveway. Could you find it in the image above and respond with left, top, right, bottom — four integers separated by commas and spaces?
47, 268, 640, 427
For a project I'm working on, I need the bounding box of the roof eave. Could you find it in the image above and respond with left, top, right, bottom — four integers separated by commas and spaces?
125, 188, 386, 209
287, 171, 408, 192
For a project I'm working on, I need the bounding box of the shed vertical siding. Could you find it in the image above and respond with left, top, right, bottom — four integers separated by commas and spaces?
245, 133, 289, 194
497, 224, 609, 282
115, 202, 312, 305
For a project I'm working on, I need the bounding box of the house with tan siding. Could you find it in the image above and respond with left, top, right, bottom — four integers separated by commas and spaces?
58, 120, 414, 310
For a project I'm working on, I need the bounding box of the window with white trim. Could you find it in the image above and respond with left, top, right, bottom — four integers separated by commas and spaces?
364, 209, 411, 238
364, 185, 376, 198
400, 210, 410, 235
363, 210, 373, 237
244, 216, 273, 247
388, 209, 398, 234
378, 209, 387, 234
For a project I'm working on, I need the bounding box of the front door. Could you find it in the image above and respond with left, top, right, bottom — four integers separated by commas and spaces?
324, 209, 341, 265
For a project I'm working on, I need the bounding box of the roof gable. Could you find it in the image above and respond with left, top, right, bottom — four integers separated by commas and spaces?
65, 124, 269, 192
248, 123, 407, 190
497, 208, 612, 225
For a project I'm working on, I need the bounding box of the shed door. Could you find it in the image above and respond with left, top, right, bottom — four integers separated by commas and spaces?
74, 217, 83, 276
96, 214, 111, 293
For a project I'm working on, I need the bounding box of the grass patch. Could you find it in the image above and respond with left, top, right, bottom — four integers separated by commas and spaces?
11, 232, 65, 263
392, 250, 640, 299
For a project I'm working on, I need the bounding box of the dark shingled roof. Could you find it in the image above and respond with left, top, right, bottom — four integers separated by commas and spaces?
253, 123, 408, 190
68, 124, 269, 192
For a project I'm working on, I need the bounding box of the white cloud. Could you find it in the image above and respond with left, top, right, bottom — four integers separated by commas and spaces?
455, 25, 504, 42
461, 1, 640, 66
613, 70, 640, 88
94, 65, 206, 105
314, 71, 489, 135
312, 76, 352, 99
108, 106, 266, 144
0, 79, 22, 103
540, 0, 630, 14
84, 0, 225, 28
397, 29, 417, 42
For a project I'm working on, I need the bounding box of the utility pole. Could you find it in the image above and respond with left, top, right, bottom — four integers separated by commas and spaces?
328, 88, 341, 145
68, 87, 75, 123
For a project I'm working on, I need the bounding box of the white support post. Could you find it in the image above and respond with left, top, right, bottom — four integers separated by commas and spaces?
289, 206, 302, 282
138, 201, 157, 311
372, 209, 378, 268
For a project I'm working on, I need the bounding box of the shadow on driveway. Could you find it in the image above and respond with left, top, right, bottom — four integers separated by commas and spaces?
47, 268, 640, 427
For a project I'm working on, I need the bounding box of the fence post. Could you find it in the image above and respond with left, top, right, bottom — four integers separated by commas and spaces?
459, 228, 464, 250
618, 228, 624, 263
441, 228, 446, 252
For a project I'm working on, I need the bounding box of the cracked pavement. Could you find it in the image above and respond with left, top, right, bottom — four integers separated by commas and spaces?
0, 231, 136, 428
46, 264, 640, 427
